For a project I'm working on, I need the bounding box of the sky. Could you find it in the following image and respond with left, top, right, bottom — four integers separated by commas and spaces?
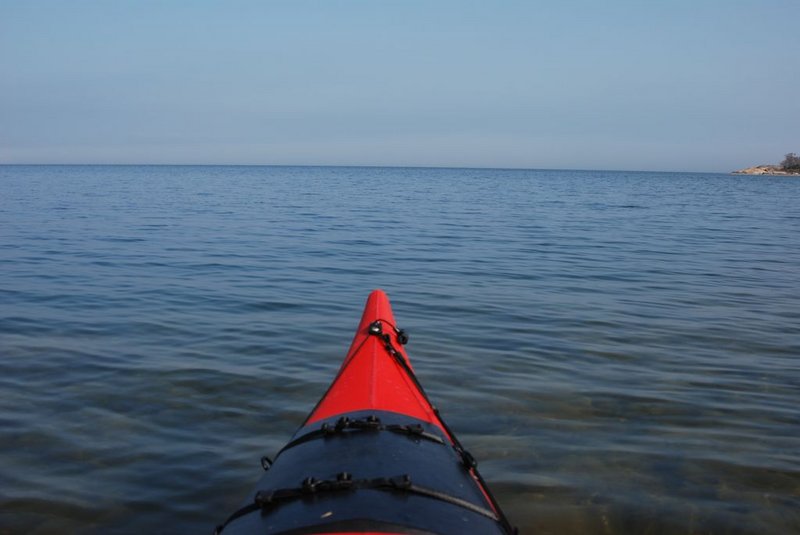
1, 0, 798, 172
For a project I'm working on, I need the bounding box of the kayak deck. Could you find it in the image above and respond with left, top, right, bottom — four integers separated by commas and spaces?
216, 290, 514, 535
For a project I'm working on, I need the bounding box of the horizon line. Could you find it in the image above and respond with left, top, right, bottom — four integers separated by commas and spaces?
0, 162, 731, 174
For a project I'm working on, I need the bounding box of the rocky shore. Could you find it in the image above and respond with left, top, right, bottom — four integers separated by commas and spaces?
733, 165, 800, 176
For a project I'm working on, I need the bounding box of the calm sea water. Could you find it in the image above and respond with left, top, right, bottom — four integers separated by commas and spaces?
0, 165, 798, 534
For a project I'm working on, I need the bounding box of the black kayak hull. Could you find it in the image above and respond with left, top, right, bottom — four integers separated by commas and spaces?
216, 291, 514, 534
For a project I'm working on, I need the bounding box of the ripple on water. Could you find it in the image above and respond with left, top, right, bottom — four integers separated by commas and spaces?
1, 165, 799, 533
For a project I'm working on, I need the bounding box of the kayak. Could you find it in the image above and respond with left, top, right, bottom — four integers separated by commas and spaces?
215, 290, 515, 534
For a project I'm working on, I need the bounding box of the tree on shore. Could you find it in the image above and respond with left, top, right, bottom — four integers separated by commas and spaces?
781, 152, 800, 170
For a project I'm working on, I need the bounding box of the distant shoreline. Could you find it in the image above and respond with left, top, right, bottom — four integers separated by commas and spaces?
733, 165, 800, 176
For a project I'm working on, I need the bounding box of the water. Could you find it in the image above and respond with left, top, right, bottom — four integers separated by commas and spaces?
1, 165, 798, 534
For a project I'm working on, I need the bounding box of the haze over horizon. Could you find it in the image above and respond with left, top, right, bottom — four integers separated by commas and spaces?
2, 1, 798, 173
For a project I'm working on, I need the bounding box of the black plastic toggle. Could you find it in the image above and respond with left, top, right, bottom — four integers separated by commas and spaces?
362, 414, 381, 429
394, 474, 412, 490
335, 416, 350, 431
302, 477, 319, 493
397, 329, 409, 345
254, 490, 273, 506
260, 455, 273, 471
459, 449, 478, 469
368, 321, 383, 335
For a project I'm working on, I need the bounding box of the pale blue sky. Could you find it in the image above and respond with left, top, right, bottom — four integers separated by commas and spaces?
1, 0, 798, 171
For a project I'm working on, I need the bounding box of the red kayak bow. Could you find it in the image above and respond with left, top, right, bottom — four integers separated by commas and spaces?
305, 290, 445, 433
216, 290, 514, 535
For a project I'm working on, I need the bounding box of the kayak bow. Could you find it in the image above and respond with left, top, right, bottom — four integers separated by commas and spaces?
216, 290, 514, 534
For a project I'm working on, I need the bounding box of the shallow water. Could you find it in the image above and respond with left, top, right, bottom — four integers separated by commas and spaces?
1, 165, 798, 534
